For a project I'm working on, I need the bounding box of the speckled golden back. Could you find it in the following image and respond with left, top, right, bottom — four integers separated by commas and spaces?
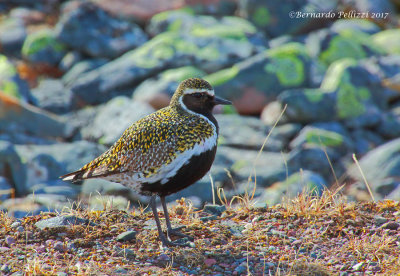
80, 104, 215, 179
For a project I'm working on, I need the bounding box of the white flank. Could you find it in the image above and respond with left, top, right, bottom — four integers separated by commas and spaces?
62, 175, 74, 181
183, 88, 215, 96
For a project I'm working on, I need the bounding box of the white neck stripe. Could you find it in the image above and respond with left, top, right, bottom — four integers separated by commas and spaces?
183, 88, 215, 96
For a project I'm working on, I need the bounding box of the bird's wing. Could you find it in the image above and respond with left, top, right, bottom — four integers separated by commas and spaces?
61, 111, 182, 182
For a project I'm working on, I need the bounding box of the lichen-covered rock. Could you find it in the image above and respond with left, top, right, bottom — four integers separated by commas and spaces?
205, 43, 314, 114
319, 29, 384, 66
0, 55, 32, 103
21, 28, 67, 66
0, 17, 27, 56
0, 176, 12, 201
55, 2, 148, 58
62, 58, 107, 86
289, 126, 354, 155
330, 19, 381, 35
80, 96, 155, 145
372, 29, 400, 55
238, 0, 338, 37
278, 88, 336, 123
133, 66, 207, 109
69, 27, 264, 106
0, 93, 73, 140
320, 58, 384, 120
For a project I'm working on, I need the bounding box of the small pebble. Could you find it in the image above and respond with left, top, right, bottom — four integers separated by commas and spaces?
1, 264, 10, 273
352, 262, 364, 271
10, 221, 21, 229
204, 258, 217, 267
380, 221, 399, 230
373, 215, 387, 226
53, 241, 65, 252
5, 236, 16, 246
116, 230, 137, 242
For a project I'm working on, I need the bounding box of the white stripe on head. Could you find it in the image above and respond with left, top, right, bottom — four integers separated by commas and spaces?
183, 88, 215, 96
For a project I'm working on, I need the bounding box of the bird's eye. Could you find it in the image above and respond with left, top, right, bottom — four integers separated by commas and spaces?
192, 92, 203, 98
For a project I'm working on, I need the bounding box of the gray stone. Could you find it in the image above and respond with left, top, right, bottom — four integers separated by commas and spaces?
348, 138, 400, 198
59, 51, 83, 72
216, 114, 283, 151
255, 170, 327, 206
116, 230, 137, 242
278, 88, 337, 123
376, 112, 400, 139
35, 215, 96, 230
0, 141, 26, 195
203, 204, 226, 216
0, 176, 13, 201
351, 128, 385, 155
0, 17, 27, 56
81, 96, 154, 145
55, 2, 148, 58
113, 246, 135, 259
62, 58, 107, 86
0, 93, 74, 140
330, 19, 381, 35
31, 79, 73, 114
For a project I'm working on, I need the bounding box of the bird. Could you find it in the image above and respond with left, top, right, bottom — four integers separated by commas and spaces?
61, 78, 231, 246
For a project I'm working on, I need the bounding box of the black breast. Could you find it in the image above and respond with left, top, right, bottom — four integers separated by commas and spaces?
140, 146, 217, 196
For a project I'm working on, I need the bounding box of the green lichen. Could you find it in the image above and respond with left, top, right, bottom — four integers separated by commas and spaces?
191, 25, 247, 41
264, 43, 309, 86
197, 45, 220, 60
161, 66, 206, 82
372, 29, 400, 55
337, 82, 370, 118
0, 55, 16, 78
305, 129, 344, 147
303, 89, 324, 103
319, 30, 382, 65
321, 58, 357, 91
205, 65, 240, 87
1, 81, 19, 98
222, 16, 257, 34
252, 7, 270, 27
167, 19, 183, 32
22, 29, 66, 57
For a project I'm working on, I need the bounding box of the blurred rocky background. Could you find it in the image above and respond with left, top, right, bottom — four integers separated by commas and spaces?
1, 0, 400, 217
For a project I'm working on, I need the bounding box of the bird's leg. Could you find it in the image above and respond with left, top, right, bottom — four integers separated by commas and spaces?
161, 196, 193, 241
150, 195, 188, 247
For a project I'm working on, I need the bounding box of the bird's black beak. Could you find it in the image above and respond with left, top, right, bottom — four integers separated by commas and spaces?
213, 96, 232, 106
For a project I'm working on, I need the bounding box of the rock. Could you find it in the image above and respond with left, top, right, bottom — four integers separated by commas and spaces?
320, 58, 384, 120
59, 51, 83, 72
289, 126, 354, 155
69, 19, 264, 106
380, 221, 399, 230
330, 19, 381, 35
350, 0, 395, 24
216, 114, 283, 151
348, 138, 400, 198
27, 193, 73, 211
113, 246, 135, 259
238, 0, 337, 37
0, 141, 26, 195
0, 93, 74, 140
376, 112, 400, 139
62, 58, 107, 87
116, 230, 137, 242
278, 88, 337, 123
35, 215, 96, 230
132, 66, 207, 110
147, 10, 265, 51
55, 2, 148, 58
0, 175, 13, 201
351, 128, 385, 155
31, 79, 73, 114
15, 140, 106, 178
21, 28, 67, 66
256, 171, 327, 206
288, 147, 342, 182
319, 29, 383, 66
0, 17, 27, 56
205, 43, 314, 115
372, 29, 400, 55
89, 195, 130, 211
203, 204, 226, 216
96, 0, 237, 23
0, 55, 32, 103
80, 96, 154, 145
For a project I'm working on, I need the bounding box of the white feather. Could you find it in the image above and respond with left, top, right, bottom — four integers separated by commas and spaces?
183, 88, 215, 96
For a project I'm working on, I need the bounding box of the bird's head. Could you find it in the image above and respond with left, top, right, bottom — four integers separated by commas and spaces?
171, 78, 231, 114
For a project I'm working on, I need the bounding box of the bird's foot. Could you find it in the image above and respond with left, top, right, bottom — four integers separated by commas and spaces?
159, 234, 191, 247
167, 227, 194, 241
